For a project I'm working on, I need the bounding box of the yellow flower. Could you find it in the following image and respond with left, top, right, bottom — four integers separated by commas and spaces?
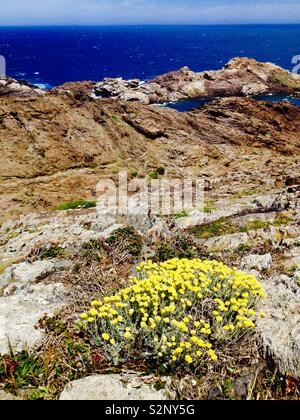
259, 311, 266, 318
80, 313, 88, 320
185, 355, 193, 364
208, 349, 218, 362
87, 317, 94, 323
124, 331, 132, 340
89, 308, 98, 316
110, 338, 116, 345
102, 333, 110, 341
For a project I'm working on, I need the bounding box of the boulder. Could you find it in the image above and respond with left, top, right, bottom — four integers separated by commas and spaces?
257, 275, 300, 379
242, 253, 273, 271
59, 374, 170, 400
0, 282, 68, 355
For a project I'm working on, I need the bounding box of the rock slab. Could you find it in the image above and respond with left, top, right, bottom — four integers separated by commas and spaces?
59, 374, 169, 400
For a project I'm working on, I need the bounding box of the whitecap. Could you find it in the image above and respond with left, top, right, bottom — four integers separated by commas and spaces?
34, 83, 51, 90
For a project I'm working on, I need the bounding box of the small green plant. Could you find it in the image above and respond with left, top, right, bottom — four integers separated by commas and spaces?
82, 239, 103, 261
149, 170, 159, 180
40, 246, 65, 259
111, 167, 120, 175
45, 316, 68, 335
130, 170, 139, 178
174, 210, 189, 219
156, 167, 165, 176
222, 377, 235, 398
111, 115, 118, 121
56, 200, 97, 211
30, 386, 52, 401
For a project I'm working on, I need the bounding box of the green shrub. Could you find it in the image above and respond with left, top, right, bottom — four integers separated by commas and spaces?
106, 226, 143, 257
40, 246, 65, 259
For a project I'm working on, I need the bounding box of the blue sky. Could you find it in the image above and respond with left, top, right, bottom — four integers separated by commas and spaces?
0, 0, 300, 25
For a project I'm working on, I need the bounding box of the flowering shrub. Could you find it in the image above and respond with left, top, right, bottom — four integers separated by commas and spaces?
80, 258, 266, 368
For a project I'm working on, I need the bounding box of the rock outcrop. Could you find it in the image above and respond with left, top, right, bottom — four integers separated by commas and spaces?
90, 58, 300, 104
0, 77, 45, 97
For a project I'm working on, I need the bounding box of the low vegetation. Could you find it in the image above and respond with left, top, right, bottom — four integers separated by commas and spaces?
56, 199, 97, 211
80, 258, 266, 369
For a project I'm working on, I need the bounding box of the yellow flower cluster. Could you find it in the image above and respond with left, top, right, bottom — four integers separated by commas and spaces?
80, 258, 266, 368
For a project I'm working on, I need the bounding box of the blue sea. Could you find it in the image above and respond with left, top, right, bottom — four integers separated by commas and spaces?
0, 24, 300, 89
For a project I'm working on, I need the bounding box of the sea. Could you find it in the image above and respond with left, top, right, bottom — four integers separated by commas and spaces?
0, 24, 300, 110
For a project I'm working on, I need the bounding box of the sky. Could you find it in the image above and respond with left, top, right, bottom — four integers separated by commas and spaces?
0, 0, 300, 26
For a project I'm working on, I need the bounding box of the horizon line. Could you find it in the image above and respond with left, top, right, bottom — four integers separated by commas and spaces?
0, 22, 300, 28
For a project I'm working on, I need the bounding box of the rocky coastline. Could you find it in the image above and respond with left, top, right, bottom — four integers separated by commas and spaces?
0, 58, 299, 400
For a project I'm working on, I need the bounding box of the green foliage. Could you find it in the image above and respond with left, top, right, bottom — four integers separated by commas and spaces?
222, 377, 235, 398
82, 239, 103, 261
155, 235, 199, 262
130, 170, 139, 178
174, 210, 189, 219
0, 352, 44, 388
156, 167, 165, 176
45, 316, 68, 335
149, 167, 165, 179
106, 226, 143, 257
56, 200, 97, 211
192, 218, 236, 239
40, 246, 65, 259
149, 170, 159, 180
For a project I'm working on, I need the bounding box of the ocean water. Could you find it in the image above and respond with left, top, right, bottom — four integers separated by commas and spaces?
167, 94, 300, 112
0, 24, 299, 89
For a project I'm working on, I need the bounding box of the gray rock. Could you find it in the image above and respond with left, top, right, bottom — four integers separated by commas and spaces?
205, 232, 249, 251
12, 259, 70, 284
234, 373, 255, 398
0, 282, 68, 355
59, 374, 170, 401
242, 254, 273, 271
257, 275, 300, 379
